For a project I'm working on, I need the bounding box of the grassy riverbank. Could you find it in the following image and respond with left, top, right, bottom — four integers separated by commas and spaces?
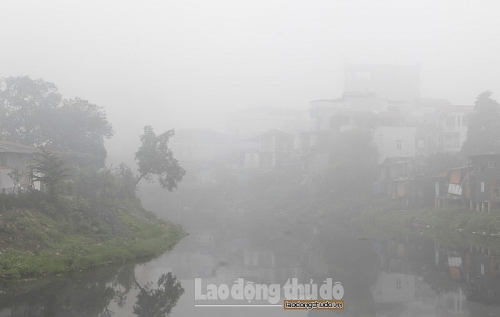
358, 204, 500, 234
357, 203, 500, 253
0, 194, 185, 279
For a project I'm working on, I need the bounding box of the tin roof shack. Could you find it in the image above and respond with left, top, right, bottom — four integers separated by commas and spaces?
378, 158, 424, 209
434, 166, 470, 209
468, 154, 500, 212
0, 140, 40, 193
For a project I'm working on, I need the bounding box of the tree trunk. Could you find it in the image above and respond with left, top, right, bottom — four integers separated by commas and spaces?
135, 174, 145, 187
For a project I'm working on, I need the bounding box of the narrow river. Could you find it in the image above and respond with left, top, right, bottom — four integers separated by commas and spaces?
1, 197, 500, 316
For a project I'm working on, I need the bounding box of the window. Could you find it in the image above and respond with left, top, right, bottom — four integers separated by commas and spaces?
444, 134, 452, 150
481, 182, 485, 192
396, 278, 401, 289
451, 134, 460, 149
396, 140, 402, 150
355, 71, 371, 79
481, 264, 485, 275
488, 161, 498, 168
462, 115, 469, 126
446, 116, 455, 127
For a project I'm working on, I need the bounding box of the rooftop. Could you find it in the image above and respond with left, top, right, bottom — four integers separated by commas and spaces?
0, 140, 39, 154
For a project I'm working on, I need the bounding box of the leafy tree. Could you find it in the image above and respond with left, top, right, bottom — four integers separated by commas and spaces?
329, 128, 378, 166
135, 126, 185, 190
320, 128, 378, 200
115, 163, 138, 198
30, 149, 72, 201
462, 91, 500, 155
72, 163, 137, 200
421, 152, 463, 178
307, 128, 379, 217
133, 272, 184, 317
71, 166, 113, 199
51, 98, 113, 166
0, 76, 113, 167
0, 76, 61, 145
7, 167, 21, 193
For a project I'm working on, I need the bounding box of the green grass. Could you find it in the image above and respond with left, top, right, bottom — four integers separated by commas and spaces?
358, 204, 500, 234
0, 197, 185, 279
357, 203, 500, 254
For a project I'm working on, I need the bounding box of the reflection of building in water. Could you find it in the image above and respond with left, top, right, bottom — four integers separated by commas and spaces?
167, 236, 304, 285
369, 232, 475, 316
434, 240, 500, 306
171, 252, 216, 279
242, 247, 301, 285
372, 272, 416, 303
372, 236, 417, 303
440, 288, 467, 315
466, 245, 500, 305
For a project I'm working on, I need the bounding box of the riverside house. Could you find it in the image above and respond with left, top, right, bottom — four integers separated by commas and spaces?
468, 154, 500, 212
0, 140, 40, 193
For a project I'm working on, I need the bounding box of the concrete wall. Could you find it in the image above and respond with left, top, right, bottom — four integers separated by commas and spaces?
373, 127, 416, 164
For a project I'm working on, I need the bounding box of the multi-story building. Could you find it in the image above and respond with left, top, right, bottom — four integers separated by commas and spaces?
344, 64, 420, 102
468, 154, 500, 211
226, 107, 308, 139
169, 129, 232, 188
240, 129, 295, 171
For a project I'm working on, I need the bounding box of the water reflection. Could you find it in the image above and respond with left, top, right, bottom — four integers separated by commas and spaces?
3, 220, 500, 316
134, 272, 184, 317
368, 230, 500, 316
0, 265, 184, 317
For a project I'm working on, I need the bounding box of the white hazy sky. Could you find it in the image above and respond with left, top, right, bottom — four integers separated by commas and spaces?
1, 0, 500, 162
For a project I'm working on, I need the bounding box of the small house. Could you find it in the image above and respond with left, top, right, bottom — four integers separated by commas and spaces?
0, 140, 40, 193
468, 154, 500, 212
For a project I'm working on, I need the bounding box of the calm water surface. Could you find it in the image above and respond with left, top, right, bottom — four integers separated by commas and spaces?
1, 212, 500, 317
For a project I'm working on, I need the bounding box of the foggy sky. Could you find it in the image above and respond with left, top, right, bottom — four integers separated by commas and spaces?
2, 0, 500, 164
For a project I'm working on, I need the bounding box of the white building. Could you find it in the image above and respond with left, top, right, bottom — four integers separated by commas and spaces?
371, 272, 416, 303
440, 111, 469, 152
226, 107, 308, 139
373, 127, 416, 164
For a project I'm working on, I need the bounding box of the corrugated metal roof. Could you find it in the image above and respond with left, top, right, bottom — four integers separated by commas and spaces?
0, 140, 39, 154
449, 170, 462, 184
448, 256, 462, 268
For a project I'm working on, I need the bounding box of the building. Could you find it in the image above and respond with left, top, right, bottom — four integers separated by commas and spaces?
240, 129, 295, 171
434, 166, 470, 209
169, 129, 232, 188
377, 157, 424, 208
309, 99, 347, 132
468, 154, 500, 211
344, 64, 420, 102
373, 127, 416, 164
226, 107, 308, 139
0, 140, 40, 193
435, 105, 473, 153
